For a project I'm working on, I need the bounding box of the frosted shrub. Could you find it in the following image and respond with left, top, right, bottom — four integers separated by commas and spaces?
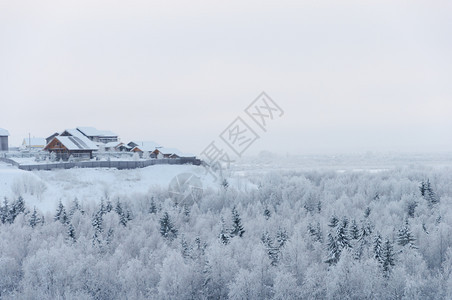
11, 174, 47, 197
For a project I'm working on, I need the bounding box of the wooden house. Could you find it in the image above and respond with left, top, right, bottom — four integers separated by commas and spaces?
44, 136, 98, 160
46, 132, 59, 145
152, 147, 187, 159
129, 141, 160, 157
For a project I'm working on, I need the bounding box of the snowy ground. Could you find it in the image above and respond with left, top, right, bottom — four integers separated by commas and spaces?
0, 162, 219, 213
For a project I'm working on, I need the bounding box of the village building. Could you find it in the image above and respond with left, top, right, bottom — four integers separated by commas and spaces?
129, 141, 161, 157
152, 147, 184, 158
76, 127, 118, 143
22, 137, 46, 150
103, 141, 126, 151
127, 141, 160, 149
0, 128, 9, 151
46, 132, 59, 145
44, 135, 98, 160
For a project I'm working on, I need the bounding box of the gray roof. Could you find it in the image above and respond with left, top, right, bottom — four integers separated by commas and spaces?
77, 127, 117, 137
60, 129, 98, 149
129, 141, 161, 152
53, 136, 98, 151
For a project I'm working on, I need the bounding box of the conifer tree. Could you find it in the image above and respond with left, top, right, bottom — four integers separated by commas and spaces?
192, 237, 206, 260
115, 200, 123, 216
92, 210, 104, 247
125, 206, 133, 221
149, 198, 157, 214
336, 217, 352, 250
426, 179, 439, 207
315, 222, 323, 242
381, 239, 395, 276
69, 198, 82, 217
397, 220, 417, 249
419, 180, 426, 197
354, 222, 371, 260
373, 233, 383, 263
92, 210, 104, 234
0, 198, 9, 224
160, 212, 178, 241
325, 232, 340, 265
230, 206, 245, 238
29, 207, 41, 228
261, 231, 279, 266
407, 200, 417, 218
350, 219, 360, 240
115, 201, 128, 226
105, 228, 114, 245
100, 199, 106, 215
328, 215, 339, 228
421, 179, 439, 207
105, 200, 113, 213
276, 228, 289, 249
308, 223, 317, 239
12, 196, 25, 219
181, 235, 191, 259
67, 223, 76, 243
54, 200, 67, 224
219, 217, 230, 245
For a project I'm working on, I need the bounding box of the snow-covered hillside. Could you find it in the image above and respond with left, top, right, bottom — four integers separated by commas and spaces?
0, 163, 219, 213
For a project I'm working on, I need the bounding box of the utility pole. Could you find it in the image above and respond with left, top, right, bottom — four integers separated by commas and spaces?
29, 133, 31, 151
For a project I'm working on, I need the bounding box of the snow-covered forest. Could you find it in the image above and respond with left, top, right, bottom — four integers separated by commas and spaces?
1, 165, 452, 299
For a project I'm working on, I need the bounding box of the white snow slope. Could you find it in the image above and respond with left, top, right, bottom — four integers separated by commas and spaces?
0, 162, 218, 213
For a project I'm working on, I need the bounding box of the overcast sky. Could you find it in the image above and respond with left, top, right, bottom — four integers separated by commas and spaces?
1, 0, 451, 155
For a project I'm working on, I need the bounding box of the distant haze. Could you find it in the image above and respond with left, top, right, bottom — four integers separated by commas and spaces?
1, 0, 451, 155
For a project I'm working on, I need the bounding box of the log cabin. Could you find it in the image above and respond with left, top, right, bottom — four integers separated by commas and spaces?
44, 136, 98, 160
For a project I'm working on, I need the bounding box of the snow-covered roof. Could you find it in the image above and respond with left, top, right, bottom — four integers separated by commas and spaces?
157, 147, 183, 156
130, 141, 160, 152
157, 147, 194, 157
104, 141, 123, 148
53, 136, 98, 151
22, 138, 46, 146
46, 132, 60, 140
0, 128, 9, 136
77, 127, 117, 137
60, 129, 99, 149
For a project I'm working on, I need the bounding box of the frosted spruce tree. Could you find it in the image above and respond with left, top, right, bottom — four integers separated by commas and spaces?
67, 223, 76, 243
381, 239, 395, 276
160, 212, 178, 241
328, 215, 339, 228
325, 232, 340, 265
397, 220, 417, 249
219, 217, 230, 245
373, 233, 383, 263
336, 217, 352, 250
29, 207, 41, 228
230, 206, 245, 238
54, 200, 67, 224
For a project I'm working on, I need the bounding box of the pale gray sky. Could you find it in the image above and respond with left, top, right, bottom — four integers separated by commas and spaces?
1, 0, 451, 154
